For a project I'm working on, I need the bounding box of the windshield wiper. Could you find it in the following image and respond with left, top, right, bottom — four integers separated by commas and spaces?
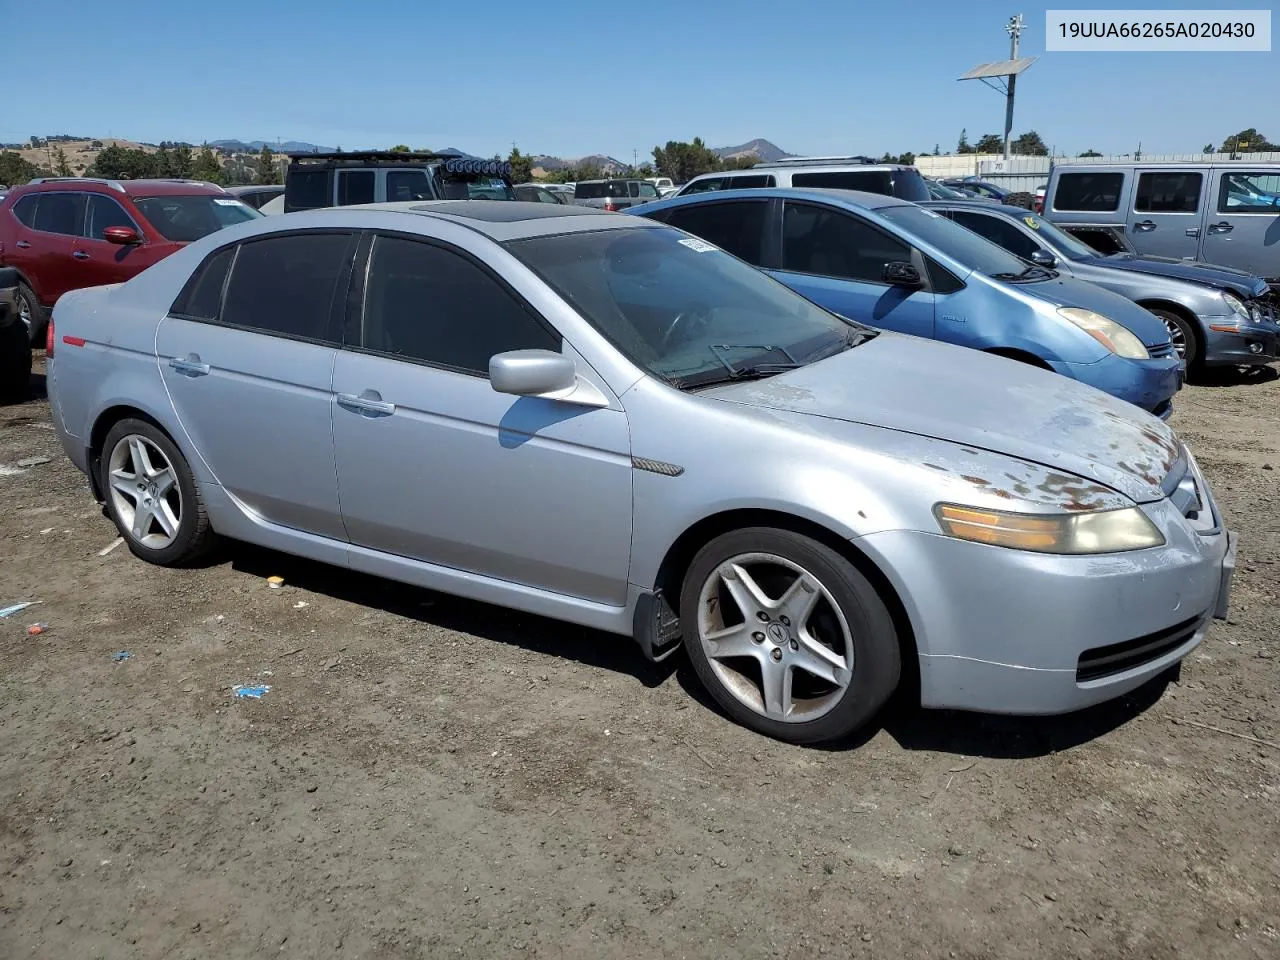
807, 327, 877, 362
990, 264, 1055, 282
671, 363, 802, 390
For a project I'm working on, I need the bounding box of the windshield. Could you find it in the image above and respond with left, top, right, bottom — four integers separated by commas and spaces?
133, 195, 260, 242
877, 204, 1034, 278
1016, 211, 1103, 261
928, 180, 969, 200
506, 226, 866, 385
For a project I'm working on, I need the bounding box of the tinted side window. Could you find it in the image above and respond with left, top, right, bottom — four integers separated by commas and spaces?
924, 255, 964, 294
726, 174, 775, 189
1053, 172, 1123, 212
1135, 172, 1201, 213
338, 170, 375, 206
361, 235, 559, 375
85, 194, 137, 239
170, 246, 234, 320
386, 170, 433, 202
574, 182, 605, 199
781, 203, 910, 282
951, 211, 1039, 258
682, 177, 726, 195
12, 195, 38, 227
663, 201, 768, 265
33, 192, 86, 235
1219, 172, 1280, 213
221, 233, 353, 341
286, 169, 330, 210
791, 171, 893, 194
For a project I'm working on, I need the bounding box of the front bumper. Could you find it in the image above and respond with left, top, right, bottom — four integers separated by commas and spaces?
857, 497, 1234, 716
1202, 322, 1280, 367
1053, 352, 1182, 418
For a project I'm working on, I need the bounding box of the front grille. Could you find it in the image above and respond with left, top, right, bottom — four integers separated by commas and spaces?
1148, 342, 1177, 359
1076, 613, 1204, 683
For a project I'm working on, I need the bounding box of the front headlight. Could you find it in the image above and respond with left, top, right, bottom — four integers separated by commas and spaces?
934, 503, 1165, 554
1222, 293, 1251, 322
1057, 307, 1149, 359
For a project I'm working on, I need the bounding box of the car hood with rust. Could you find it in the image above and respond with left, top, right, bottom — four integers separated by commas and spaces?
1092, 253, 1269, 299
702, 332, 1179, 504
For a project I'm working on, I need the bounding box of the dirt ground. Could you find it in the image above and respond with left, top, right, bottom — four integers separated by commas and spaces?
2, 355, 1277, 960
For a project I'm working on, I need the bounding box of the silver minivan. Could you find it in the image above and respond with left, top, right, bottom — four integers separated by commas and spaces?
1044, 162, 1280, 282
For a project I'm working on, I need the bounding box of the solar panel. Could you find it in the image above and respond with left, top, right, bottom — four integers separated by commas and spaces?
958, 57, 1037, 80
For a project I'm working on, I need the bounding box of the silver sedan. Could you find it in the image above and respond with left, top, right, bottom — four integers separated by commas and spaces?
45, 202, 1235, 743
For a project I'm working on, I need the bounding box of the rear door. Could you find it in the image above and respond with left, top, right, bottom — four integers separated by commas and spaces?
770, 200, 936, 338
1205, 167, 1280, 278
156, 230, 357, 539
1128, 169, 1204, 261
16, 192, 84, 305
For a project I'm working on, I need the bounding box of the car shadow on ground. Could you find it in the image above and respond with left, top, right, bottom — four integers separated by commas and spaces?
0, 369, 46, 407
1193, 365, 1279, 388
225, 543, 678, 689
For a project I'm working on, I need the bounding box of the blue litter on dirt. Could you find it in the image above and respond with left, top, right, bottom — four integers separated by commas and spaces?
0, 601, 40, 619
112, 651, 132, 662
233, 684, 271, 699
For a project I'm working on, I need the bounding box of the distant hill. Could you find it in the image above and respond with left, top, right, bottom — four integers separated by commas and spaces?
531, 153, 628, 176
714, 138, 793, 162
211, 139, 334, 154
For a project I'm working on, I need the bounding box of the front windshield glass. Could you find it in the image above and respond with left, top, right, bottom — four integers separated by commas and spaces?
506, 226, 865, 386
928, 180, 969, 200
1016, 211, 1103, 261
877, 204, 1034, 278
133, 195, 260, 242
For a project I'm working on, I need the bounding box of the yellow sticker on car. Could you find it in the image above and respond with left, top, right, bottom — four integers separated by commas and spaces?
1024, 216, 1040, 229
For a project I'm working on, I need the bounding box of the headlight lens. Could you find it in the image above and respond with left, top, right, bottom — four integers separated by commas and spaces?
934, 503, 1165, 554
1222, 293, 1251, 322
1057, 307, 1149, 359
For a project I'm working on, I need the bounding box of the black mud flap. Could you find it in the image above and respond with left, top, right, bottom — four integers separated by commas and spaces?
633, 590, 682, 662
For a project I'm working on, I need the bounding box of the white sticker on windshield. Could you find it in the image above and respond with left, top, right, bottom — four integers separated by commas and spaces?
679, 237, 717, 253
213, 198, 242, 206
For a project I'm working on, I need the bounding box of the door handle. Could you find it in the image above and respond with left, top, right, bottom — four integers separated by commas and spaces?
337, 392, 396, 416
15, 240, 31, 248
1208, 221, 1234, 235
1133, 219, 1157, 232
168, 355, 210, 376
72, 250, 90, 260
1185, 227, 1201, 238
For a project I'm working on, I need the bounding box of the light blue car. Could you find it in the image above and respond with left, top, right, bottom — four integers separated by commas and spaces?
632, 188, 1184, 418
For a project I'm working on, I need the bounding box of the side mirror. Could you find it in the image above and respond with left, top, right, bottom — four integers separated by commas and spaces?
489, 349, 608, 408
882, 261, 922, 286
103, 226, 141, 245
1029, 249, 1058, 268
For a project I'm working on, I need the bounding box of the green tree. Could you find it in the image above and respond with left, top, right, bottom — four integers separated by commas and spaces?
192, 143, 225, 184
87, 145, 157, 179
1011, 130, 1049, 156
0, 150, 39, 186
168, 142, 194, 178
507, 145, 533, 183
974, 133, 1004, 153
52, 146, 73, 177
256, 144, 279, 184
389, 144, 411, 152
1217, 128, 1277, 153
153, 144, 175, 177
652, 137, 723, 183
1078, 149, 1103, 158
1203, 143, 1216, 153
957, 129, 973, 154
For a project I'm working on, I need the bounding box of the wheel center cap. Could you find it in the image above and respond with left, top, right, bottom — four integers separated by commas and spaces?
766, 621, 789, 645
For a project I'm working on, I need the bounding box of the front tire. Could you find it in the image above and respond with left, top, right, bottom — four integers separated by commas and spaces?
99, 418, 215, 566
679, 527, 901, 744
0, 320, 32, 403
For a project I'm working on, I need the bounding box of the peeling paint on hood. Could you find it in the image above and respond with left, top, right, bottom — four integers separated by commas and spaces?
705, 333, 1178, 504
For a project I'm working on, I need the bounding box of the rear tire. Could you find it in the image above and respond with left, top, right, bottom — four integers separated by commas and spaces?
0, 319, 32, 403
16, 284, 45, 347
679, 527, 900, 744
1147, 307, 1201, 373
1003, 191, 1035, 210
99, 418, 216, 566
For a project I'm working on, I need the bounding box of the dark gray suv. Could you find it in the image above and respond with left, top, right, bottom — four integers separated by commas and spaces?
572, 179, 661, 211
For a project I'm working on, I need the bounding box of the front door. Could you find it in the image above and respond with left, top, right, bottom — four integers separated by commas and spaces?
1128, 170, 1204, 261
1204, 168, 1280, 278
331, 233, 633, 605
73, 194, 160, 288
769, 200, 936, 339
156, 231, 356, 540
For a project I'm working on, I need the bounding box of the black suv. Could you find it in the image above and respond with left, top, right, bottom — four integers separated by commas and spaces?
284, 151, 516, 212
1, 266, 31, 402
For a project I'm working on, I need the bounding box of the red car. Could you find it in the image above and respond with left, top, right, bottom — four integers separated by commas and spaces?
0, 177, 260, 343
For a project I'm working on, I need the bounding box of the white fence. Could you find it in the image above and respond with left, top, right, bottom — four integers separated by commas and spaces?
916, 151, 1280, 195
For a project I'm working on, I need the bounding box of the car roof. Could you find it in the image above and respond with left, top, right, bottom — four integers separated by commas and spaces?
920, 199, 1027, 216
13, 178, 228, 198
641, 186, 916, 213
224, 184, 282, 194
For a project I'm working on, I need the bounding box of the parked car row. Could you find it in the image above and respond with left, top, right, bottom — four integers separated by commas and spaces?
45, 201, 1236, 745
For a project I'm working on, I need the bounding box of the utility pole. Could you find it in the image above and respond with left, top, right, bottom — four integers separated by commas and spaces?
633, 148, 638, 172
1002, 14, 1024, 161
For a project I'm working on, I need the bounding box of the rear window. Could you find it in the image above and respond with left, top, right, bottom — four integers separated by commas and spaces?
789, 168, 928, 202
1053, 172, 1124, 212
133, 195, 259, 243
11, 194, 37, 227
574, 181, 631, 199
286, 169, 331, 210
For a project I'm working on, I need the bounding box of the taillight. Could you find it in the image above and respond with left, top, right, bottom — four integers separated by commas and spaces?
603, 200, 619, 212
46, 317, 54, 357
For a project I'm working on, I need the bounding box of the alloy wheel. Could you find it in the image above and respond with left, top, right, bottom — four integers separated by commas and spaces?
107, 434, 183, 549
1161, 315, 1187, 359
696, 552, 854, 723
18, 293, 32, 339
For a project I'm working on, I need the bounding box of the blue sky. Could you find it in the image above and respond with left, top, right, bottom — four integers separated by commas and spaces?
6, 0, 1274, 160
